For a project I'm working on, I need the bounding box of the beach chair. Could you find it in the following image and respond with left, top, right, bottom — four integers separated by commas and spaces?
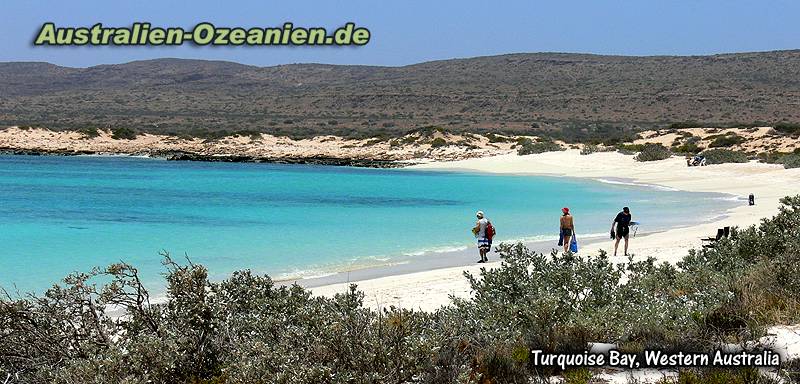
723, 226, 730, 238
701, 228, 724, 248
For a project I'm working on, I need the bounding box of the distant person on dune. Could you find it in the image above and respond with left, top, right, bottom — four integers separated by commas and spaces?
559, 207, 574, 253
611, 206, 632, 256
473, 211, 492, 263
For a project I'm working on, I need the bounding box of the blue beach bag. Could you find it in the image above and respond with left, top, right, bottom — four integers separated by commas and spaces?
570, 235, 579, 253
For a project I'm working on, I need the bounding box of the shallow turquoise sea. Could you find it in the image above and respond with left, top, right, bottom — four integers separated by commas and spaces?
0, 155, 737, 292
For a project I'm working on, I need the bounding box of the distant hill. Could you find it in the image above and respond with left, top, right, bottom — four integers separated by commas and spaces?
2, 51, 799, 141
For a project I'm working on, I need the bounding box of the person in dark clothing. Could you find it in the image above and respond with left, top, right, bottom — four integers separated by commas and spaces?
611, 207, 632, 256
560, 207, 575, 253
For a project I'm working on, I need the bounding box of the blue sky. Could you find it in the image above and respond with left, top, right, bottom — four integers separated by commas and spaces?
1, 0, 798, 67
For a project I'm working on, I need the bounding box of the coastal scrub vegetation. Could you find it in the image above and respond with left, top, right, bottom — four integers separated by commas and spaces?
699, 149, 750, 165
3, 196, 800, 383
579, 144, 616, 155
773, 122, 800, 136
516, 137, 564, 155
759, 149, 800, 169
633, 143, 672, 162
429, 137, 448, 148
707, 133, 746, 148
671, 136, 704, 154
77, 127, 101, 138
110, 127, 138, 140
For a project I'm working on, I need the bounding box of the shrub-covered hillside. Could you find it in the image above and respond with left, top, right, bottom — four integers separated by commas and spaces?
3, 51, 800, 140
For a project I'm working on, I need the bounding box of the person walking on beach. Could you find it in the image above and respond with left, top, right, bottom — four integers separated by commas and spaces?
560, 207, 574, 253
473, 211, 492, 263
612, 206, 632, 256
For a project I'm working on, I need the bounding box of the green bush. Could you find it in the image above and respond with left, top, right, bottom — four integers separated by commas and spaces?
110, 127, 138, 140
430, 137, 448, 148
634, 143, 671, 161
615, 143, 646, 155
674, 142, 704, 154
579, 144, 616, 155
758, 152, 784, 164
708, 133, 745, 148
773, 122, 800, 135
700, 148, 749, 164
780, 154, 800, 169
485, 132, 510, 143
516, 138, 564, 155
668, 122, 702, 129
77, 127, 100, 139
760, 152, 800, 169
672, 136, 704, 154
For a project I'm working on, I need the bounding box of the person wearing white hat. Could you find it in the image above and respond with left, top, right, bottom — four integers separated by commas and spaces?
473, 210, 490, 263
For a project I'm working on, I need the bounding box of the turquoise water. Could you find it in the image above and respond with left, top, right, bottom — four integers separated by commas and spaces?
0, 155, 736, 293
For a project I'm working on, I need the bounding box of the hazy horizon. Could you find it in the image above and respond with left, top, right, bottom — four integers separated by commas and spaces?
3, 48, 799, 69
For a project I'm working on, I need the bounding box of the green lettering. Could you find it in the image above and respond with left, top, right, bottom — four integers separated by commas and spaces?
149, 28, 165, 45
73, 28, 89, 45
113, 29, 130, 45
90, 23, 104, 44
352, 28, 370, 45
334, 23, 355, 45
193, 22, 214, 45
308, 28, 325, 45
34, 23, 56, 45
290, 28, 308, 45
246, 28, 263, 45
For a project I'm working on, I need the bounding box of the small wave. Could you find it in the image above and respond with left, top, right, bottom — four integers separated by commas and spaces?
595, 178, 679, 192
498, 234, 551, 243
716, 195, 745, 202
274, 269, 338, 281
402, 245, 469, 256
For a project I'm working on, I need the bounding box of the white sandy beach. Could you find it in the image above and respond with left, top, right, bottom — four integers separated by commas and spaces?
312, 150, 800, 314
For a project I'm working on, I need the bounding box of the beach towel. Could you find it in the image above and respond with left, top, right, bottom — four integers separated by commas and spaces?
570, 235, 578, 253
558, 230, 564, 246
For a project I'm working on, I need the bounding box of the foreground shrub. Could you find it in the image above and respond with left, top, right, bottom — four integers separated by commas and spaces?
660, 367, 777, 384
634, 143, 671, 161
699, 148, 749, 164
